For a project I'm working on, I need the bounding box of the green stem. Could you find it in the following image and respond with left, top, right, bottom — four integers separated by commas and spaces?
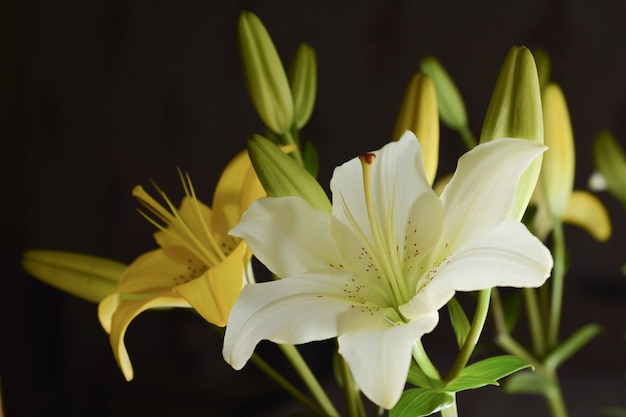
412, 340, 441, 380
281, 129, 305, 166
440, 394, 458, 417
445, 289, 491, 382
250, 353, 326, 416
523, 287, 546, 358
459, 125, 477, 150
545, 379, 569, 417
279, 344, 340, 417
339, 355, 366, 417
548, 219, 566, 349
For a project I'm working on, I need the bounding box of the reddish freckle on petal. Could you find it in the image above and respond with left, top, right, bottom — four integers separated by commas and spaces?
359, 153, 376, 164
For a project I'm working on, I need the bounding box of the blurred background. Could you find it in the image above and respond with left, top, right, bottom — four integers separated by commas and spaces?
3, 1, 626, 416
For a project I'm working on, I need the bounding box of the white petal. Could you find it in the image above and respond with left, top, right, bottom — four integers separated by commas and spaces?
338, 314, 439, 409
439, 139, 546, 249
223, 271, 389, 370
401, 218, 552, 318
230, 197, 339, 278
330, 132, 432, 250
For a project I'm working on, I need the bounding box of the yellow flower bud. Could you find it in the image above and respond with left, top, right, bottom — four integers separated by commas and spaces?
593, 129, 626, 206
541, 83, 575, 218
562, 191, 611, 242
480, 46, 544, 220
288, 43, 317, 129
392, 73, 439, 184
248, 134, 331, 213
238, 11, 293, 133
22, 250, 125, 303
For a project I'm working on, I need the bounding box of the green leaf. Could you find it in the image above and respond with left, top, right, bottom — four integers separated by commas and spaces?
302, 140, 319, 178
544, 323, 603, 370
445, 355, 531, 393
503, 370, 554, 394
247, 134, 331, 213
599, 407, 626, 417
447, 297, 470, 348
22, 250, 125, 303
389, 388, 455, 417
407, 361, 435, 389
593, 129, 626, 206
501, 290, 522, 333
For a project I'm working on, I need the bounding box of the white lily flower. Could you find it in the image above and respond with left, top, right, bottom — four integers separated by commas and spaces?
223, 131, 553, 409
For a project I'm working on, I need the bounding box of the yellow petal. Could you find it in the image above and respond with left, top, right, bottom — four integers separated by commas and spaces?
392, 73, 439, 185
541, 83, 575, 218
562, 190, 612, 241
211, 150, 265, 245
173, 242, 248, 327
105, 294, 190, 381
116, 249, 198, 294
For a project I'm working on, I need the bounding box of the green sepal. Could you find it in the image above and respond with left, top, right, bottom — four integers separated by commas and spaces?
447, 297, 470, 348
593, 129, 626, 206
445, 355, 531, 393
302, 140, 319, 178
389, 388, 455, 417
248, 134, 331, 213
288, 43, 317, 129
544, 323, 603, 370
22, 250, 125, 303
238, 11, 293, 134
503, 369, 554, 394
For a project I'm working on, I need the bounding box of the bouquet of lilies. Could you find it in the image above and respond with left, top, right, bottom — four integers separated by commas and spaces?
22, 10, 626, 417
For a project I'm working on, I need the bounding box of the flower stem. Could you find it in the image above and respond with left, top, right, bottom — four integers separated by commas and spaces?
279, 344, 340, 417
250, 353, 327, 416
339, 354, 366, 417
440, 395, 458, 417
523, 287, 546, 357
445, 288, 491, 382
459, 125, 477, 150
548, 218, 566, 349
281, 129, 305, 166
545, 381, 569, 417
412, 340, 441, 382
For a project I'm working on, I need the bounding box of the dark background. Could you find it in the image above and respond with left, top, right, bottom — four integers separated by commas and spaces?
3, 1, 626, 416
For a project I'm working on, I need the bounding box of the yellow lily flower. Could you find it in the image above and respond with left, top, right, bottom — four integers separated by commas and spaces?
98, 150, 264, 381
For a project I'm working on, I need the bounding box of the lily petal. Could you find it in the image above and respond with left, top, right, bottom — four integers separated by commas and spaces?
440, 138, 546, 248
562, 190, 612, 241
105, 295, 190, 381
116, 249, 198, 294
402, 218, 552, 318
330, 132, 431, 249
211, 150, 265, 244
174, 242, 248, 326
223, 271, 383, 370
230, 197, 338, 277
338, 315, 439, 409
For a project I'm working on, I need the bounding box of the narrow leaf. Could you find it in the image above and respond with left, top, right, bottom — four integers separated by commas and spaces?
544, 323, 603, 370
447, 297, 470, 348
407, 361, 435, 389
389, 388, 454, 417
456, 355, 531, 382
503, 370, 554, 394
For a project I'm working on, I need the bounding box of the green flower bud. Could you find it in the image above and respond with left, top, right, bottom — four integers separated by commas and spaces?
420, 56, 470, 139
593, 129, 626, 206
541, 83, 575, 218
533, 48, 551, 92
248, 134, 331, 213
480, 46, 544, 220
392, 72, 439, 184
288, 43, 317, 129
22, 250, 125, 303
238, 11, 293, 134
